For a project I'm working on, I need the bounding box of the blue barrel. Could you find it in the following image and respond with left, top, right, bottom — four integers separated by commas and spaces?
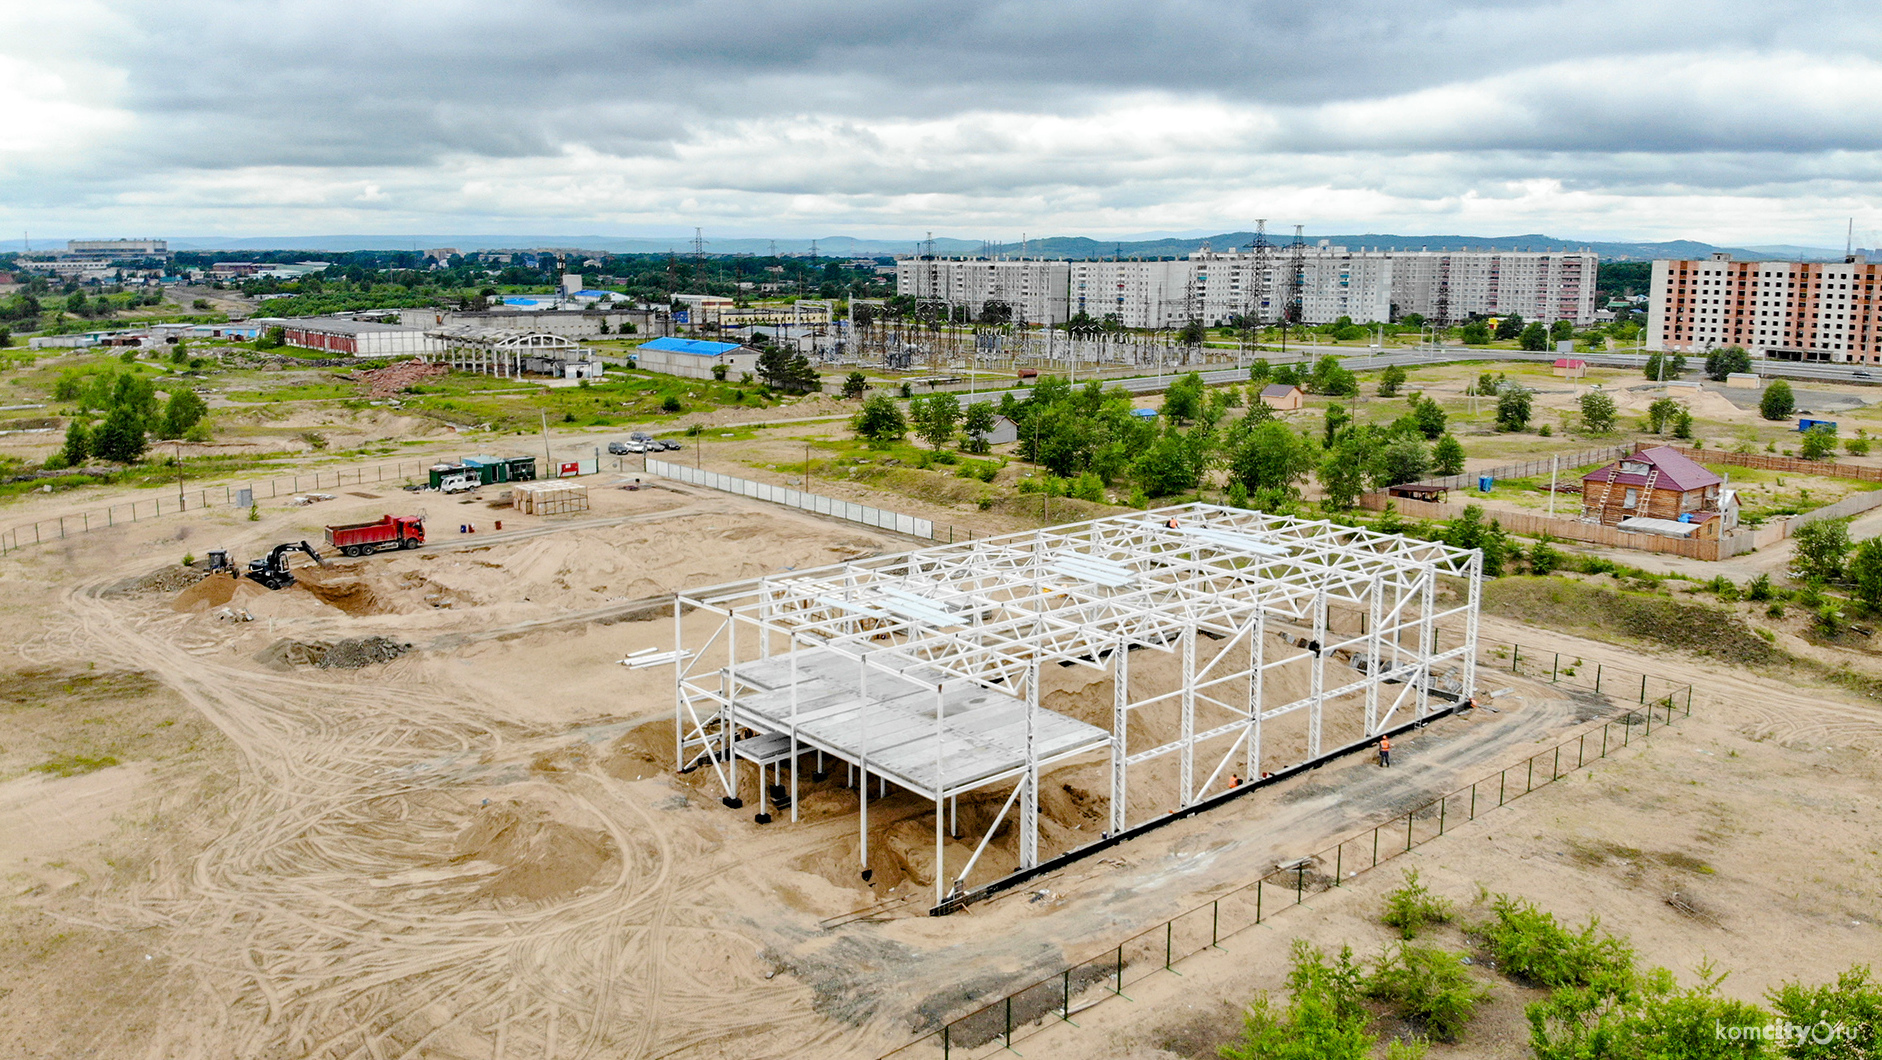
1478, 475, 1494, 493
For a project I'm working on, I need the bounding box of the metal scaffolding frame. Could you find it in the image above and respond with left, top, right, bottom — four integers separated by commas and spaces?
426, 328, 592, 378
671, 503, 1482, 909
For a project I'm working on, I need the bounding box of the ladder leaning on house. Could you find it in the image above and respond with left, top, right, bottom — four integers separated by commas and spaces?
1637, 466, 1661, 518
1588, 465, 1622, 521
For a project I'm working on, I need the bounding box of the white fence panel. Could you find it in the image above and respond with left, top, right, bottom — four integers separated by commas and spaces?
645, 459, 935, 539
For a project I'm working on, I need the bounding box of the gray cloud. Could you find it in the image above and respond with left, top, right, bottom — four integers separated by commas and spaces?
3, 0, 1880, 240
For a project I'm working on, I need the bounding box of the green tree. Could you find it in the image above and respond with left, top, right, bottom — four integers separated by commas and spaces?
1161, 372, 1204, 423
1232, 420, 1316, 499
91, 404, 148, 463
842, 370, 867, 399
258, 326, 286, 349
1248, 358, 1273, 385
962, 401, 996, 454
852, 394, 906, 442
1646, 397, 1681, 434
1643, 351, 1686, 381
1323, 402, 1351, 446
1309, 356, 1359, 397
158, 388, 208, 439
1443, 505, 1510, 576
1671, 406, 1694, 440
1318, 432, 1378, 510
1411, 397, 1446, 439
1495, 386, 1533, 431
1847, 538, 1882, 613
1378, 364, 1408, 397
1579, 391, 1618, 434
1549, 319, 1574, 342
1761, 379, 1796, 421
1495, 314, 1524, 341
1792, 519, 1851, 581
1377, 435, 1430, 488
59, 419, 91, 465
1518, 322, 1549, 351
1459, 321, 1490, 344
1131, 433, 1198, 497
1433, 434, 1466, 476
1800, 423, 1837, 460
1703, 345, 1752, 380
911, 392, 961, 449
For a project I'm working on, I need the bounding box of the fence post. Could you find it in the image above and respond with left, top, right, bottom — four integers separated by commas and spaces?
1512, 644, 1520, 672
1499, 770, 1506, 806
1372, 827, 1379, 867
1526, 757, 1534, 793
1470, 782, 1477, 819
1595, 664, 1602, 694
1405, 812, 1413, 851
1005, 997, 1013, 1049
1439, 796, 1446, 835
1552, 653, 1558, 682
1334, 844, 1342, 886
943, 1024, 950, 1060
1116, 946, 1124, 994
1644, 704, 1651, 737
1686, 686, 1693, 716
1063, 969, 1072, 1020
1578, 733, 1586, 769
1165, 921, 1174, 968
1212, 900, 1220, 945
1640, 675, 1647, 704
1256, 879, 1263, 922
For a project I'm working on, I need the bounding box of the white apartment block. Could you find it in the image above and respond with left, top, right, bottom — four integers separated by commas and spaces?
64, 238, 168, 259
895, 259, 1073, 325
896, 246, 1597, 328
1383, 250, 1598, 326
1647, 253, 1880, 363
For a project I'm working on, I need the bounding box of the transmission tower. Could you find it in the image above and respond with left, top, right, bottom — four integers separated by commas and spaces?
692, 227, 707, 291
1246, 219, 1270, 330
1287, 224, 1306, 328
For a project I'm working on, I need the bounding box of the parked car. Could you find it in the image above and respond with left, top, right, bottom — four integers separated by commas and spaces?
658, 439, 682, 451
629, 431, 654, 443
607, 440, 633, 455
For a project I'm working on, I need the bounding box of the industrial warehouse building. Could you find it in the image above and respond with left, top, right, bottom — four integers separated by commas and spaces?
281, 318, 447, 357
896, 247, 1599, 328
632, 337, 760, 380
1646, 253, 1879, 363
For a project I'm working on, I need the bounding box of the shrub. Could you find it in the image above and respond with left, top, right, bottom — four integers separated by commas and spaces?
1480, 894, 1636, 993
1801, 424, 1838, 461
1761, 379, 1795, 420
1366, 943, 1490, 1041
660, 394, 683, 412
1222, 940, 1373, 1060
1745, 573, 1774, 601
1529, 539, 1565, 575
1381, 869, 1454, 939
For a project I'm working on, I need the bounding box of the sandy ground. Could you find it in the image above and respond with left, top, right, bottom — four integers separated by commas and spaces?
1, 459, 1880, 1059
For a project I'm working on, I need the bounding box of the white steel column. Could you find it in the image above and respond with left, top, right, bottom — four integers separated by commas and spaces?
1180, 624, 1196, 805
1109, 642, 1129, 835
1462, 554, 1482, 702
858, 654, 870, 873
1020, 658, 1039, 870
1247, 609, 1264, 780
1417, 567, 1437, 718
1308, 591, 1326, 757
1365, 570, 1385, 734
934, 683, 946, 907
725, 615, 738, 802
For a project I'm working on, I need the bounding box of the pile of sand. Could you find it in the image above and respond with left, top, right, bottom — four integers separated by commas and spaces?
451, 800, 617, 901
110, 564, 205, 597
172, 575, 273, 613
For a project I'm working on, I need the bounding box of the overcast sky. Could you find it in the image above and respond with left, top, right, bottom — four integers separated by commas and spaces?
2, 0, 1879, 245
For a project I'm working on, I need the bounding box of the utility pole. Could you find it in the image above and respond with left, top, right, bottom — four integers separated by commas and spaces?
176, 441, 185, 509
540, 410, 553, 477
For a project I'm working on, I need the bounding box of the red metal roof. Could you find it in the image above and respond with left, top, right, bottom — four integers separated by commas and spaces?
1553, 358, 1587, 368
1581, 446, 1721, 493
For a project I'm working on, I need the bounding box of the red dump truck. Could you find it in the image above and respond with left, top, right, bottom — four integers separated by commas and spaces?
325, 515, 426, 557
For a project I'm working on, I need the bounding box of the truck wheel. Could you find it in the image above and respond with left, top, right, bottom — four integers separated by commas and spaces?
343, 545, 361, 557
402, 538, 419, 550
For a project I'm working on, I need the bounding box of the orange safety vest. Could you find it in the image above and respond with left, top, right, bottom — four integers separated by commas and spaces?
1380, 736, 1391, 751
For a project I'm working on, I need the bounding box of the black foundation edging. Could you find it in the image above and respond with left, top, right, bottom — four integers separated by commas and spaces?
929, 698, 1468, 915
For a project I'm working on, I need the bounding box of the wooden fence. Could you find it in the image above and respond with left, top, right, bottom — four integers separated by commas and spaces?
1413, 445, 1632, 492
1643, 442, 1882, 482
1359, 493, 1730, 560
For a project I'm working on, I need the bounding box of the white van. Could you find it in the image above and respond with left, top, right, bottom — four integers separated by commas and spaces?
438, 470, 478, 494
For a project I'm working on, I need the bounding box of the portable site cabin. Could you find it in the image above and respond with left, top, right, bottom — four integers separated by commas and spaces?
461, 455, 538, 485
1260, 384, 1305, 411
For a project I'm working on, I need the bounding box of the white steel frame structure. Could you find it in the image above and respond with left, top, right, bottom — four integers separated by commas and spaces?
427, 328, 592, 378
672, 504, 1482, 910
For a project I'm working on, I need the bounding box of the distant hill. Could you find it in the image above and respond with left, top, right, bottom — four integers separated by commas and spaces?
1, 232, 1866, 262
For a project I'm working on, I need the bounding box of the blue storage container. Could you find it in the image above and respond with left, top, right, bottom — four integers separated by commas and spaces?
1478, 476, 1494, 493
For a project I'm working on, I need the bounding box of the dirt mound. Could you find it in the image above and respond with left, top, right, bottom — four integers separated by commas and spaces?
451, 800, 617, 901
108, 564, 204, 597
172, 572, 239, 611
353, 358, 447, 398
319, 636, 411, 669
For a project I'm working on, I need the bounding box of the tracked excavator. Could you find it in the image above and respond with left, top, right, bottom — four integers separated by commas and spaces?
244, 540, 327, 590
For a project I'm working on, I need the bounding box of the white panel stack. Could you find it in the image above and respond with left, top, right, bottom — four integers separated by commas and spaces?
512, 482, 589, 515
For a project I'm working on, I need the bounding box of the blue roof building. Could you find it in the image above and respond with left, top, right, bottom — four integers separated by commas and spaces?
632, 337, 760, 380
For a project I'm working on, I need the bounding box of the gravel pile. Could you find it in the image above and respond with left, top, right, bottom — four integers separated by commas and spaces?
106, 564, 207, 597
318, 636, 412, 670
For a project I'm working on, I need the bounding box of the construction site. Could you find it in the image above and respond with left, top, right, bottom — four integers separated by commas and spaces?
2, 439, 1880, 1060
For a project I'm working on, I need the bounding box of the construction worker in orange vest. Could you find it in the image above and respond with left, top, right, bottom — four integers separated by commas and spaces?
1378, 734, 1391, 768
